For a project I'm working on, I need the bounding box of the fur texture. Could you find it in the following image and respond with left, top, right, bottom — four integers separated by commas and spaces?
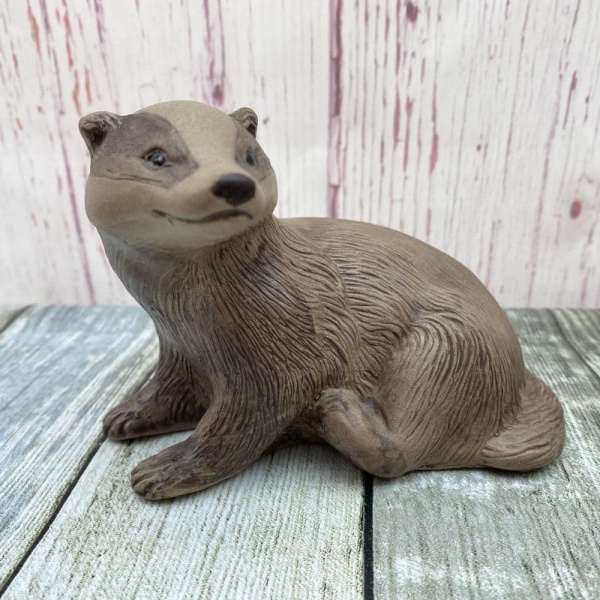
80, 101, 565, 499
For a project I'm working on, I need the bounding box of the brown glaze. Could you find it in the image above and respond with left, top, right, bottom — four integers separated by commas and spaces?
79, 101, 565, 500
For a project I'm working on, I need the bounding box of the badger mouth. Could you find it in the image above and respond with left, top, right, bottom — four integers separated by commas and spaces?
151, 208, 253, 224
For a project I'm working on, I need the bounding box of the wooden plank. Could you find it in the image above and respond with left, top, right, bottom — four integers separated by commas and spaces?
3, 1, 600, 306
371, 309, 600, 599
204, 1, 332, 221
4, 438, 364, 599
329, 0, 600, 307
552, 309, 600, 380
0, 0, 330, 304
0, 306, 157, 590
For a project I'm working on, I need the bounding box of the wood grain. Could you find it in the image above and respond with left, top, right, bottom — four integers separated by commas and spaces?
4, 438, 364, 600
552, 309, 600, 380
1, 1, 599, 306
0, 306, 157, 589
331, 0, 600, 308
0, 0, 330, 304
1, 307, 598, 598
371, 309, 600, 599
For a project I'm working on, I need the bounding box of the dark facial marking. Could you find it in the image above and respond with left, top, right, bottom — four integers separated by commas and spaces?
88, 113, 198, 188
79, 112, 122, 154
232, 121, 272, 181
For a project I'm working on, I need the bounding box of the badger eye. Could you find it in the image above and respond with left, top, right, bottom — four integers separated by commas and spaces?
145, 149, 168, 167
245, 148, 256, 166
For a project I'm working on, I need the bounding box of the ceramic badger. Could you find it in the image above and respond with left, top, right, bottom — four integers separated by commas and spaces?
79, 101, 565, 500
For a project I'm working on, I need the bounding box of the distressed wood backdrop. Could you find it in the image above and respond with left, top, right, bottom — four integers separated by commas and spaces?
1, 0, 599, 306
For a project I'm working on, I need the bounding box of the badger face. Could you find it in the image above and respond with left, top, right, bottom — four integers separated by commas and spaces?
79, 101, 277, 250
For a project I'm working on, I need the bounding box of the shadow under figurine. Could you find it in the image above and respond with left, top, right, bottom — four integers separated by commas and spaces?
79, 100, 565, 500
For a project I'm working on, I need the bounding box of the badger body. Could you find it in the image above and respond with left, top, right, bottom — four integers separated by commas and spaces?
80, 101, 565, 499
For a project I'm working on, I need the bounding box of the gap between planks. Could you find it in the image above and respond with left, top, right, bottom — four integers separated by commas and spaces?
3, 308, 599, 599
4, 440, 365, 600
0, 435, 104, 596
363, 473, 375, 600
0, 375, 154, 596
371, 309, 600, 599
0, 306, 159, 591
0, 307, 365, 600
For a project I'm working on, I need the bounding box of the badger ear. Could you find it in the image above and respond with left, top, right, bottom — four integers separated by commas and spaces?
78, 111, 122, 155
230, 107, 258, 138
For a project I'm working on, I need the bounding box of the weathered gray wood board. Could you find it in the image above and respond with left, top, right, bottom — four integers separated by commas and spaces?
372, 309, 600, 599
0, 307, 158, 589
553, 309, 600, 380
4, 437, 364, 600
1, 306, 364, 600
2, 307, 599, 599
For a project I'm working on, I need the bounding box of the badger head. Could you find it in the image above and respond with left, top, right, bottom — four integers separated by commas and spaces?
79, 101, 277, 250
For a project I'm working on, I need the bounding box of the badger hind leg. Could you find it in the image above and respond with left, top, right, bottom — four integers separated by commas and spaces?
314, 317, 527, 477
479, 369, 565, 471
313, 387, 409, 478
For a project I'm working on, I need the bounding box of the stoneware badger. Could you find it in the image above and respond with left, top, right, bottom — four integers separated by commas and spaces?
79, 100, 565, 500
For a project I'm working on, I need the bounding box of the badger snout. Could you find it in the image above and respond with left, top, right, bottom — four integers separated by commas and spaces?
211, 174, 255, 207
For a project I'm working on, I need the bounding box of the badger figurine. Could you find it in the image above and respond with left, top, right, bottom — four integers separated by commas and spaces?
79, 100, 565, 500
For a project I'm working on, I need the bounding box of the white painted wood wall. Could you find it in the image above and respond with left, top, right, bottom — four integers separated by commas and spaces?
2, 0, 599, 307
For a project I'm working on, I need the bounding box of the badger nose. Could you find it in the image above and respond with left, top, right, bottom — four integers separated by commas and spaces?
211, 174, 255, 206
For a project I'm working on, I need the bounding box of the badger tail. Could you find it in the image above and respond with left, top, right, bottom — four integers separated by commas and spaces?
480, 369, 565, 471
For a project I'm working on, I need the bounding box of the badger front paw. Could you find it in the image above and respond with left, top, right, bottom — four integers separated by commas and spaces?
103, 405, 150, 440
130, 440, 210, 500
103, 381, 203, 440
